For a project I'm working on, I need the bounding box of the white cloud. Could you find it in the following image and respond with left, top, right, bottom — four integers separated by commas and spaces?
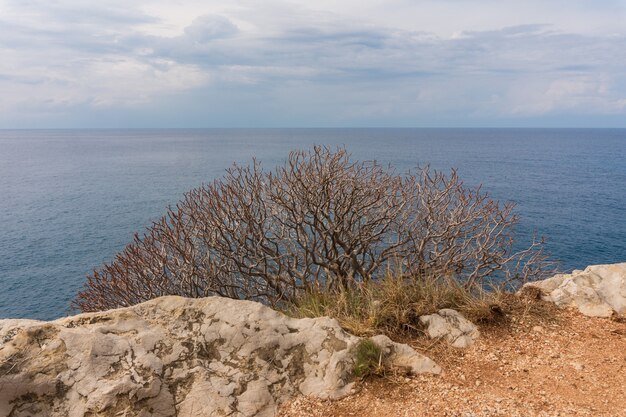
0, 0, 625, 127
0, 50, 208, 112
508, 76, 626, 116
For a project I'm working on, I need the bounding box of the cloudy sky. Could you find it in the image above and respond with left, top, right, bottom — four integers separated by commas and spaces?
1, 0, 625, 128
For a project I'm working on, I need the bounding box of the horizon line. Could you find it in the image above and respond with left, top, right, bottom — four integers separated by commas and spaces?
2, 126, 626, 130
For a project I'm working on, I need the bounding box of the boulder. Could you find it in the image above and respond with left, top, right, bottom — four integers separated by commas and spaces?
522, 263, 626, 317
419, 309, 479, 348
0, 296, 440, 417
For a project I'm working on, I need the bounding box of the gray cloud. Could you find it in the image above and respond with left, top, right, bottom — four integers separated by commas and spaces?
0, 0, 625, 127
184, 15, 239, 42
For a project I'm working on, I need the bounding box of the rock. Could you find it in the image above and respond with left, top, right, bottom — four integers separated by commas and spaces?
522, 263, 626, 317
0, 296, 440, 417
419, 309, 480, 348
370, 335, 441, 375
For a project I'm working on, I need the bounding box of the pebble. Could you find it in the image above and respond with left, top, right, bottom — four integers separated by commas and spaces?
571, 362, 585, 371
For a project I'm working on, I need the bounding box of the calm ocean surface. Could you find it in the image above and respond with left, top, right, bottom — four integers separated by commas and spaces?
1, 128, 625, 320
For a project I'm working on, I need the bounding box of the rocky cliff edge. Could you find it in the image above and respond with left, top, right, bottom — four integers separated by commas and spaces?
0, 296, 440, 417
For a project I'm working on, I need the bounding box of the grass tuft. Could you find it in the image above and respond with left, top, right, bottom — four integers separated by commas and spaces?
353, 339, 385, 378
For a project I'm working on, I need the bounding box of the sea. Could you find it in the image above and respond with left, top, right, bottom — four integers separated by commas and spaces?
1, 128, 625, 320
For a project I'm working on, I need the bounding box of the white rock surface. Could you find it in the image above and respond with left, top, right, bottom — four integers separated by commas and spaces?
369, 334, 442, 375
522, 263, 626, 317
0, 296, 440, 417
419, 309, 480, 348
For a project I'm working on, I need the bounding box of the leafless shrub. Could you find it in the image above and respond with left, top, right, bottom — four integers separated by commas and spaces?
399, 168, 554, 289
73, 146, 554, 312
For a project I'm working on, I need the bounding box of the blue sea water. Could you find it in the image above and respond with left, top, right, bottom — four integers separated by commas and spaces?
1, 128, 625, 320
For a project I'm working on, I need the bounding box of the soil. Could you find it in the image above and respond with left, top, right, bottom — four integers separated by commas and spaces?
279, 307, 626, 417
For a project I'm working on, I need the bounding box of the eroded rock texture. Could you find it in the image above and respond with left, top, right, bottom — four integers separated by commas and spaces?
522, 263, 626, 317
419, 309, 480, 348
0, 296, 440, 417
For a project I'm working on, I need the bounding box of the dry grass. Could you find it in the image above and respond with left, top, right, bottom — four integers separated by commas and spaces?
285, 271, 542, 340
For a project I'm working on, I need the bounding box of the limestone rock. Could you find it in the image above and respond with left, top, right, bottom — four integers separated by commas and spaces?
419, 309, 480, 348
522, 263, 626, 317
370, 335, 441, 375
0, 296, 440, 417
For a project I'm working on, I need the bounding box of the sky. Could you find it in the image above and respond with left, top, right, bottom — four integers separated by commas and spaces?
0, 0, 625, 128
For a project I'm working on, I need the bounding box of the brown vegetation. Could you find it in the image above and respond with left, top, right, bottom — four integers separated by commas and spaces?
73, 146, 553, 314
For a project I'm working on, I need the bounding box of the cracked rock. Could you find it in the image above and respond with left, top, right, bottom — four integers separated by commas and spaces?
0, 296, 440, 417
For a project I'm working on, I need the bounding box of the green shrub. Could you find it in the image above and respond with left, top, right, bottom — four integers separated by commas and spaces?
353, 339, 385, 378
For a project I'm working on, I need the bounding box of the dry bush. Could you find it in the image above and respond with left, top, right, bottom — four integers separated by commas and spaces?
399, 168, 551, 289
73, 146, 554, 313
